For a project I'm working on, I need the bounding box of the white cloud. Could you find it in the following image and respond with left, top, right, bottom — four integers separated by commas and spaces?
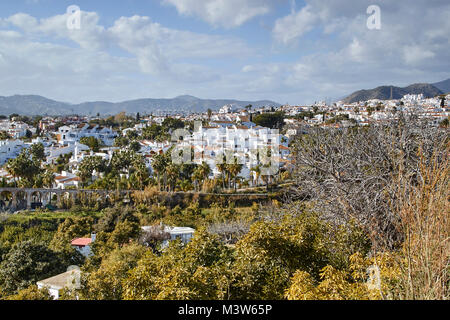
268, 0, 450, 101
2, 11, 251, 78
403, 46, 435, 65
0, 11, 255, 102
272, 5, 318, 45
0, 1, 449, 105
163, 0, 272, 28
6, 12, 108, 50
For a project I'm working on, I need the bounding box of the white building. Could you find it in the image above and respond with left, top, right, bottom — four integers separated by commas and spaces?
141, 226, 195, 248
0, 120, 32, 139
37, 268, 81, 300
219, 104, 238, 114
54, 171, 81, 189
188, 123, 288, 180
57, 124, 118, 146
71, 233, 96, 257
0, 140, 26, 165
45, 142, 90, 165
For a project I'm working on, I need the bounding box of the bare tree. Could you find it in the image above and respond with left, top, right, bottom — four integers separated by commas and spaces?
290, 114, 448, 249
139, 226, 171, 250
208, 220, 251, 245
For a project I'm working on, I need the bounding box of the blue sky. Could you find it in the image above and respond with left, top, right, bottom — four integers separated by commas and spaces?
0, 0, 449, 105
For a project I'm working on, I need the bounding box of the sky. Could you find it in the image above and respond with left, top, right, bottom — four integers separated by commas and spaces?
0, 0, 449, 105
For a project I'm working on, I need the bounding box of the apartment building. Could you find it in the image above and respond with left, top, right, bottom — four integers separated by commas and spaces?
0, 139, 26, 165
188, 123, 288, 179
56, 124, 118, 146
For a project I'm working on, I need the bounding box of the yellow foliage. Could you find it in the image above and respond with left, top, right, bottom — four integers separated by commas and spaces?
285, 252, 402, 300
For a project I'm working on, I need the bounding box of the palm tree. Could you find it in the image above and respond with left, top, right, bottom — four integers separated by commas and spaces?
42, 169, 55, 189
192, 167, 203, 192
228, 157, 243, 192
216, 154, 228, 190
6, 159, 20, 187
199, 162, 211, 184
166, 163, 179, 192
132, 158, 149, 190
260, 165, 272, 191
152, 153, 168, 191
250, 165, 261, 187
207, 109, 213, 122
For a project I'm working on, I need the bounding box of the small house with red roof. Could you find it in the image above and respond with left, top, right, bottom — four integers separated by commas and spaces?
71, 233, 96, 257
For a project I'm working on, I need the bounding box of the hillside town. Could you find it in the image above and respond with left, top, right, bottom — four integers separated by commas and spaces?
0, 92, 448, 194
0, 92, 448, 302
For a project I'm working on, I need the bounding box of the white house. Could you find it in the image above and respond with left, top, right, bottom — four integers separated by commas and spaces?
0, 120, 31, 138
141, 226, 195, 248
0, 139, 26, 165
71, 233, 96, 257
54, 171, 81, 189
219, 104, 238, 114
188, 123, 288, 180
57, 124, 118, 146
37, 268, 81, 300
45, 142, 89, 165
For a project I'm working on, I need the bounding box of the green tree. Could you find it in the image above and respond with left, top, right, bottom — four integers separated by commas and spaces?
30, 143, 45, 162
152, 153, 169, 191
122, 229, 233, 300
228, 157, 243, 191
0, 240, 65, 295
78, 156, 106, 186
6, 285, 53, 300
39, 167, 55, 189
94, 205, 140, 234
114, 136, 129, 148
108, 220, 141, 248
216, 154, 228, 190
79, 136, 101, 152
6, 148, 42, 187
252, 112, 285, 129
49, 216, 94, 252
80, 243, 147, 300
0, 131, 11, 140
129, 140, 141, 152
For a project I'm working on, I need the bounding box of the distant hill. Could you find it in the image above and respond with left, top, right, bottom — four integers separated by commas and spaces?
342, 83, 443, 103
432, 78, 450, 93
0, 95, 72, 116
0, 95, 280, 116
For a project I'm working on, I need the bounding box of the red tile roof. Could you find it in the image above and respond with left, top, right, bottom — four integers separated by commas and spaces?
71, 238, 92, 246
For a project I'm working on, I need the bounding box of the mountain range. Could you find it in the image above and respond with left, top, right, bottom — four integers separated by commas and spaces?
0, 95, 280, 116
342, 79, 449, 104
432, 78, 450, 93
1, 78, 449, 116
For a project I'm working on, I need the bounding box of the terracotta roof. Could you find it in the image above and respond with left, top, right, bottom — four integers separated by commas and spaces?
71, 238, 92, 246
64, 177, 81, 182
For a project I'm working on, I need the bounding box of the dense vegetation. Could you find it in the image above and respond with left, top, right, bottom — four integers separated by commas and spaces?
0, 116, 448, 300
